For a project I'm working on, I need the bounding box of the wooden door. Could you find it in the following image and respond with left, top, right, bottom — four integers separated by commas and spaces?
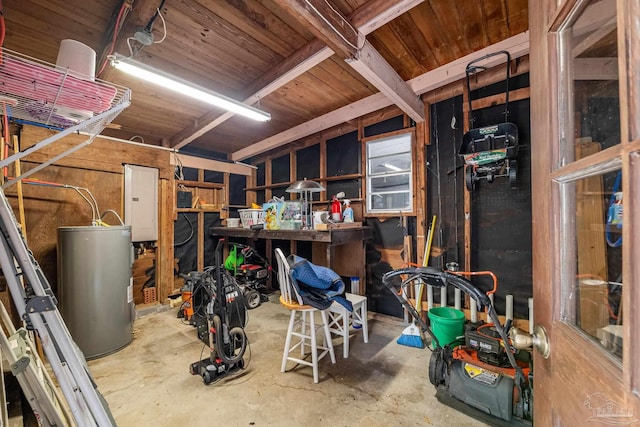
530, 0, 640, 425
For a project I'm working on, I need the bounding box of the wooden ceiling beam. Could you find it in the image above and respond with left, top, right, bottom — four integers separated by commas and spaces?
348, 40, 425, 122
350, 0, 425, 34
170, 153, 254, 176
273, 0, 359, 59
170, 0, 423, 149
277, 0, 424, 122
231, 31, 530, 161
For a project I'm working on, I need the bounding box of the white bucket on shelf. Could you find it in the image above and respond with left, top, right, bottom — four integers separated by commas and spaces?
55, 39, 97, 121
56, 39, 96, 80
226, 218, 241, 228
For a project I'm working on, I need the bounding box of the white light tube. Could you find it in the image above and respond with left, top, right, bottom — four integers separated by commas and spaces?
112, 55, 271, 122
383, 162, 402, 171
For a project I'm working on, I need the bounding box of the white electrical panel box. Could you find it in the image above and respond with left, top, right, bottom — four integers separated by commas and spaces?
124, 165, 158, 242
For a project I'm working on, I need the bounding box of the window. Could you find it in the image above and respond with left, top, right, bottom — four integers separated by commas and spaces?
365, 130, 414, 213
555, 0, 624, 361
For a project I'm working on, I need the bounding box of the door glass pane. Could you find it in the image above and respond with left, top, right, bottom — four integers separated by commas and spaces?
564, 0, 619, 164
570, 169, 623, 359
560, 0, 623, 360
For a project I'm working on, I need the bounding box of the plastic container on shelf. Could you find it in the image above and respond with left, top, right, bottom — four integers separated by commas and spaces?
226, 218, 240, 228
238, 209, 264, 229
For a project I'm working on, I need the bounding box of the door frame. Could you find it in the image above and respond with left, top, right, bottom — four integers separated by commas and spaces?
531, 0, 640, 425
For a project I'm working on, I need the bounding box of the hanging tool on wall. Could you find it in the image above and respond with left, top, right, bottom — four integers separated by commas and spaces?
459, 51, 519, 191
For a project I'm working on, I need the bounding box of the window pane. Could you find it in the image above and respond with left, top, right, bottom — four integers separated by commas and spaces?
368, 134, 411, 158
370, 173, 410, 189
569, 169, 623, 359
558, 0, 623, 360
565, 1, 619, 164
369, 191, 411, 211
365, 130, 414, 213
369, 152, 411, 175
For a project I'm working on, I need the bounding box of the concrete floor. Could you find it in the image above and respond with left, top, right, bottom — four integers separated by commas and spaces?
88, 297, 487, 427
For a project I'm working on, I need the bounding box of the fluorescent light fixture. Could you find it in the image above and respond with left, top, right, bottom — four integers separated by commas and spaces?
112, 54, 271, 122
383, 162, 403, 171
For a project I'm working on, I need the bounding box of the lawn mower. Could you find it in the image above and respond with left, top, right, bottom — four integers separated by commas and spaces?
184, 239, 249, 385
459, 50, 519, 191
224, 243, 272, 309
383, 267, 533, 427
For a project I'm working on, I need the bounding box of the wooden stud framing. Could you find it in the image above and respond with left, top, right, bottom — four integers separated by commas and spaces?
415, 108, 428, 265
462, 79, 472, 272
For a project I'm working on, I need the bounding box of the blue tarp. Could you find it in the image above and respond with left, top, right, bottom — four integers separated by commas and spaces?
288, 255, 353, 312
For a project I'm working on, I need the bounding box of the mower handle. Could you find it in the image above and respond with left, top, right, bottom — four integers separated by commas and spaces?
447, 270, 498, 296
382, 266, 529, 396
382, 267, 491, 311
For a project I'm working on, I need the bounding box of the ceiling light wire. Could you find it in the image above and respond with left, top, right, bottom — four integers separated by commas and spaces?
97, 1, 132, 77
145, 0, 167, 32
153, 7, 167, 44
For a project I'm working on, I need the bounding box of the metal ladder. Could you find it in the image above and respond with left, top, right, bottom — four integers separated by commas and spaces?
0, 187, 116, 426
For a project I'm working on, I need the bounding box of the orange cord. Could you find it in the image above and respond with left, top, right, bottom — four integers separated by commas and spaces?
96, 1, 130, 77
448, 270, 498, 296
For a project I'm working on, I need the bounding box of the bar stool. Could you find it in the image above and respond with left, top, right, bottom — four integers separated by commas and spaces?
274, 248, 336, 383
327, 293, 369, 358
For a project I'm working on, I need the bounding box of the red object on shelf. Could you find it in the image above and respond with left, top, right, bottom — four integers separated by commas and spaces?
331, 195, 342, 222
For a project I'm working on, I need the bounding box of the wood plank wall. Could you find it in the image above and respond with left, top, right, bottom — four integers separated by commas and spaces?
3, 126, 174, 306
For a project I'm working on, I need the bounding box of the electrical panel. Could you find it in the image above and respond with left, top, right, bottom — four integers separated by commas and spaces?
124, 165, 158, 242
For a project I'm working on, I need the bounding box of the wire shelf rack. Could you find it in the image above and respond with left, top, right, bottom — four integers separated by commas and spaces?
0, 48, 132, 187
0, 48, 130, 131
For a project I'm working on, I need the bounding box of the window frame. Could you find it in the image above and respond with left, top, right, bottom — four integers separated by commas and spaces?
362, 128, 416, 216
547, 0, 640, 391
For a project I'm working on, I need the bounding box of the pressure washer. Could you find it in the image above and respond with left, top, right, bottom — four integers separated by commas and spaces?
185, 238, 249, 385
224, 242, 272, 309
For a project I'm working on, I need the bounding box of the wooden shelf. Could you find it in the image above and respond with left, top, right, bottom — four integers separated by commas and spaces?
176, 180, 225, 189
175, 179, 225, 211
244, 174, 362, 192
177, 208, 221, 213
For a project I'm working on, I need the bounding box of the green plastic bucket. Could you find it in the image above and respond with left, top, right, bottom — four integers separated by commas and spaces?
428, 307, 465, 348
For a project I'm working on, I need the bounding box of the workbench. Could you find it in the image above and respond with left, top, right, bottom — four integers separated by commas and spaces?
209, 226, 372, 294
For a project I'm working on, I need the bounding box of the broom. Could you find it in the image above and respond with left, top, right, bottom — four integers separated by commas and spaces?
396, 282, 426, 348
396, 215, 437, 348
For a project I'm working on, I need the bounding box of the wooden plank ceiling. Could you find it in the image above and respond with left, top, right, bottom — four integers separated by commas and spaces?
2, 0, 528, 159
